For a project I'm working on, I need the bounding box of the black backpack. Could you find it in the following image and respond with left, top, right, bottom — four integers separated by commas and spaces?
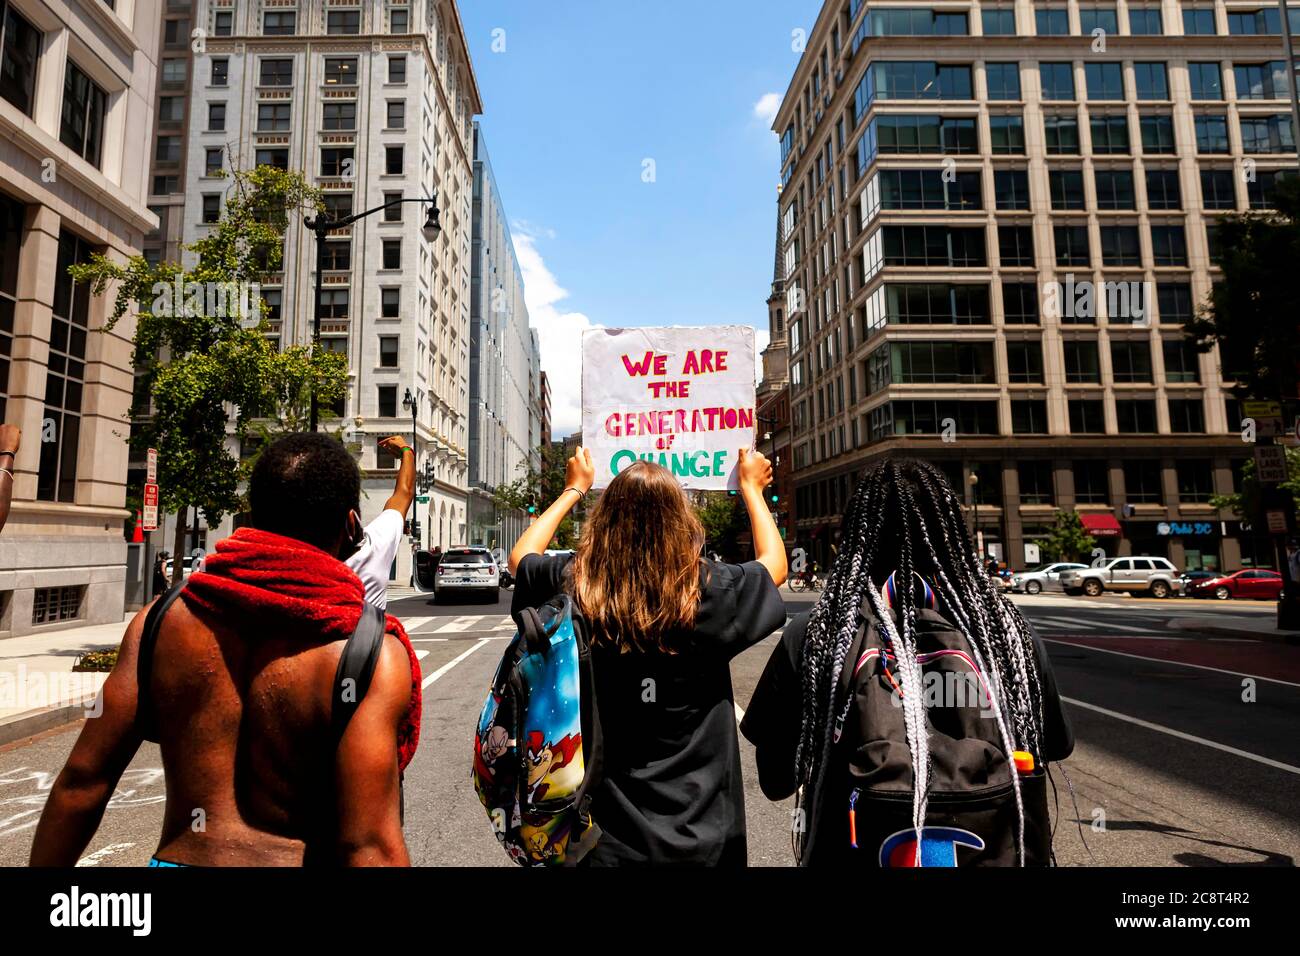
136, 582, 390, 761
814, 598, 1052, 867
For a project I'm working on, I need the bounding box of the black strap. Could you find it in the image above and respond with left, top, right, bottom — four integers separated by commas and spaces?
136, 581, 188, 741
331, 603, 387, 743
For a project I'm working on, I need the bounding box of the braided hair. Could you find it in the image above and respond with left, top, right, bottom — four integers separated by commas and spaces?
792, 458, 1048, 865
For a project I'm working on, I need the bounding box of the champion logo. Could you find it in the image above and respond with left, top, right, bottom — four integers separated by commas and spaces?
878, 826, 986, 867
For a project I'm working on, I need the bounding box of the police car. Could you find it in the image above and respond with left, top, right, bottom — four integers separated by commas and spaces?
433, 546, 500, 603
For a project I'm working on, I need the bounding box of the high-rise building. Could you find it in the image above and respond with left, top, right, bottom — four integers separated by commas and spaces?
0, 0, 161, 634
538, 370, 552, 449
776, 0, 1298, 573
469, 122, 537, 552
181, 0, 482, 580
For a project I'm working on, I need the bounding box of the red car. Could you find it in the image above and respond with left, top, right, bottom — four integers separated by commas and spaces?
1186, 569, 1284, 601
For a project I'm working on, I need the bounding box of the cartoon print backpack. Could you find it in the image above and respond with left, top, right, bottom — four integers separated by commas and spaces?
827, 572, 1053, 867
473, 594, 603, 866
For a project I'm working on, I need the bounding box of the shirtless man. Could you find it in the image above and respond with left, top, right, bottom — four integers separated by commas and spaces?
29, 433, 415, 866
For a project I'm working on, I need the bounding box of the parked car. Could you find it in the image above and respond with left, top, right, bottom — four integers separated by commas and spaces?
1185, 569, 1284, 601
1179, 570, 1218, 594
1009, 562, 1090, 595
433, 546, 500, 603
1059, 556, 1183, 598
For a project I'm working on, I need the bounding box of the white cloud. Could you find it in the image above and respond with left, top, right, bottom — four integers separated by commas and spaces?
513, 226, 598, 439
753, 92, 781, 127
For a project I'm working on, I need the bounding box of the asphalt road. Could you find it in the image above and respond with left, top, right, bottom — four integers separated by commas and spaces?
0, 587, 1296, 867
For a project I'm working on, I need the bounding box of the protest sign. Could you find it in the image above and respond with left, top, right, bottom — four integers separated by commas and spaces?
582, 326, 756, 490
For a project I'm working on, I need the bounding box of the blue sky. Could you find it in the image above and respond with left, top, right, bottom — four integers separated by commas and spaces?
457, 0, 824, 435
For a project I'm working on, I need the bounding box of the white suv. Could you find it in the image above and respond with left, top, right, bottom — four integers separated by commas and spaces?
434, 546, 500, 603
1059, 556, 1182, 599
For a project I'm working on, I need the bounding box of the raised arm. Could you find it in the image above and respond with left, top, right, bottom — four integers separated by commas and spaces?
508, 446, 594, 575
738, 447, 787, 587
378, 435, 416, 517
30, 604, 148, 866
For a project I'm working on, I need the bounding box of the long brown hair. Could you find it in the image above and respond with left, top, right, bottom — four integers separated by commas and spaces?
571, 460, 704, 653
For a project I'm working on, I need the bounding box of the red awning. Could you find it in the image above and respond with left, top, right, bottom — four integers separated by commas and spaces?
1078, 512, 1122, 537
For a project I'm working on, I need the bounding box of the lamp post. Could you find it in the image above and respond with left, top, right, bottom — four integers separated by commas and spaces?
969, 471, 983, 562
304, 194, 441, 431
403, 387, 420, 552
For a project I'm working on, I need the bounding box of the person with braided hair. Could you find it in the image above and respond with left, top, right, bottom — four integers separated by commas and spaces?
741, 458, 1073, 866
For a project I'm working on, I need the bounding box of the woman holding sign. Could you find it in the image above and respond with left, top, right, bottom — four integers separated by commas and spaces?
508, 445, 787, 866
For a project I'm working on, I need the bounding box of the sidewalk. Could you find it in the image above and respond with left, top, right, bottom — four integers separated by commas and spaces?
0, 614, 130, 746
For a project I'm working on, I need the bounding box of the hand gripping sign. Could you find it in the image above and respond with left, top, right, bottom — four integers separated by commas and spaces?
582, 326, 756, 490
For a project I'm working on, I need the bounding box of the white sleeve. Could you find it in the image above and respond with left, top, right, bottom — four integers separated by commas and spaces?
347, 509, 407, 606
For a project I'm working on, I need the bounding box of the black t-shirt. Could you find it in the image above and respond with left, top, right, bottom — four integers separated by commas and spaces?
512, 552, 786, 866
740, 610, 1074, 864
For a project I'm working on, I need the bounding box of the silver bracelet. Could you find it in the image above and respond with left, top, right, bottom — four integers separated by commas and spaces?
564, 486, 586, 500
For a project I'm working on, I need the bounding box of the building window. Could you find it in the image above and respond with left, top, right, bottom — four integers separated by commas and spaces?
1069, 399, 1106, 433
207, 101, 225, 131
1150, 224, 1188, 265
59, 62, 107, 168
1194, 115, 1230, 153
1049, 169, 1086, 209
1111, 340, 1153, 382
1079, 6, 1119, 34
1133, 62, 1169, 101
1162, 339, 1201, 382
319, 147, 354, 178
201, 194, 220, 223
1043, 114, 1079, 154
985, 62, 1021, 100
997, 225, 1035, 267
1200, 168, 1236, 209
1001, 282, 1039, 323
383, 192, 403, 221
204, 148, 222, 176
1188, 62, 1223, 100
883, 283, 991, 324
1168, 398, 1206, 432
38, 232, 93, 502
1239, 114, 1295, 154
321, 239, 351, 270
379, 336, 399, 368
211, 58, 228, 86
1054, 225, 1091, 266
158, 95, 184, 123
32, 585, 84, 625
327, 10, 361, 35
1018, 461, 1054, 504
1011, 400, 1049, 434
0, 2, 41, 116
1124, 461, 1164, 504
323, 101, 356, 131
321, 289, 349, 319
0, 194, 21, 422
260, 58, 293, 87
1146, 169, 1182, 209
161, 57, 186, 83
212, 11, 232, 36
1006, 340, 1043, 383
1094, 169, 1135, 209
263, 11, 296, 35
323, 57, 358, 86
1035, 8, 1069, 35
1116, 400, 1159, 434
1085, 63, 1124, 100
993, 170, 1030, 209
1183, 8, 1217, 35
1063, 340, 1101, 382
1140, 114, 1176, 153
1074, 461, 1109, 502
255, 147, 289, 169
257, 103, 291, 132
391, 7, 409, 33
1039, 62, 1075, 100
262, 288, 282, 321
1099, 225, 1141, 266
389, 55, 407, 84
378, 385, 398, 417
1128, 7, 1163, 35
155, 135, 181, 163
878, 169, 982, 210
382, 288, 400, 317
1176, 460, 1214, 501
982, 8, 1016, 35
152, 174, 178, 194
1090, 115, 1130, 154
1157, 282, 1193, 323
382, 239, 401, 270
322, 193, 352, 220
988, 114, 1025, 153
385, 145, 404, 174
1235, 61, 1289, 100
1248, 170, 1294, 209
387, 100, 405, 129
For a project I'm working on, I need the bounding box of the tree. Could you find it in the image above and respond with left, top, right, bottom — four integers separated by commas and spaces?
69, 162, 348, 582
492, 443, 579, 549
695, 492, 746, 558
1038, 510, 1098, 564
1185, 174, 1300, 402
1209, 447, 1300, 524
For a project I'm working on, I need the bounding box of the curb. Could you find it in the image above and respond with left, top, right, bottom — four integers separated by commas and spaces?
1167, 618, 1300, 645
0, 694, 98, 748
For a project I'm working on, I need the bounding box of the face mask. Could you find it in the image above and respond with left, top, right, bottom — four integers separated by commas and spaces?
343, 510, 365, 560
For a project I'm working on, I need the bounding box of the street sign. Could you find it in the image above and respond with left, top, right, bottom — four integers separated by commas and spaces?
1266, 510, 1288, 534
146, 447, 158, 483
1255, 445, 1288, 484
142, 482, 159, 531
416, 495, 429, 504
1244, 401, 1285, 438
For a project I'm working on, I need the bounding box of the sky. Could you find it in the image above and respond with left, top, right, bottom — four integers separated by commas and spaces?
457, 0, 825, 436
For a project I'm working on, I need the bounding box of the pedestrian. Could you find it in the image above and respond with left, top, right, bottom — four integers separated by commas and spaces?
508, 446, 788, 865
0, 423, 19, 534
152, 551, 168, 599
741, 458, 1073, 866
29, 433, 422, 867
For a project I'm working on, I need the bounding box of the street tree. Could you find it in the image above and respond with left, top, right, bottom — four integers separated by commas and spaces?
68, 162, 349, 582
493, 443, 578, 548
1039, 510, 1098, 563
1209, 447, 1300, 524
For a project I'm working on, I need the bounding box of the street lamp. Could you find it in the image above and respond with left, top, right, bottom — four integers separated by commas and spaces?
968, 471, 983, 561
403, 387, 421, 553
304, 194, 442, 430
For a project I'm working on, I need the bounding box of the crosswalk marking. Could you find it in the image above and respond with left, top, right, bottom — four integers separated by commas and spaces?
1031, 615, 1165, 634
422, 638, 493, 688
400, 617, 435, 633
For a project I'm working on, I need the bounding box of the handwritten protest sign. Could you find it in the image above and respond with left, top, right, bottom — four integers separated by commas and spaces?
582, 326, 756, 490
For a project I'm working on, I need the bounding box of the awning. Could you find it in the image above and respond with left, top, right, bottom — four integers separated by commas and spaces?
1078, 512, 1122, 537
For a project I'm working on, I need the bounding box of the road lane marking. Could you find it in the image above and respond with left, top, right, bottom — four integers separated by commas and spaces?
1033, 616, 1164, 634
409, 638, 449, 642
734, 702, 745, 722
77, 843, 136, 867
422, 638, 492, 688
1060, 696, 1300, 775
1044, 638, 1300, 688
415, 650, 430, 661
433, 616, 490, 633
399, 616, 435, 632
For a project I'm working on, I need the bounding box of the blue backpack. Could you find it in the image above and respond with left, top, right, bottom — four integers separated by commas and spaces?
472, 595, 604, 866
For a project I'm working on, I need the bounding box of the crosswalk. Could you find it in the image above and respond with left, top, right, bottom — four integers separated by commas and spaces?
394, 612, 800, 639
1024, 614, 1170, 636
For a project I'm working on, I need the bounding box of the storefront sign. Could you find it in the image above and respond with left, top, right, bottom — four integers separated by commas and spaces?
1156, 521, 1217, 537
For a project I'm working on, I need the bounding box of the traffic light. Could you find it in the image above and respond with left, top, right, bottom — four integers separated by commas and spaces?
770, 494, 779, 503
527, 502, 538, 515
